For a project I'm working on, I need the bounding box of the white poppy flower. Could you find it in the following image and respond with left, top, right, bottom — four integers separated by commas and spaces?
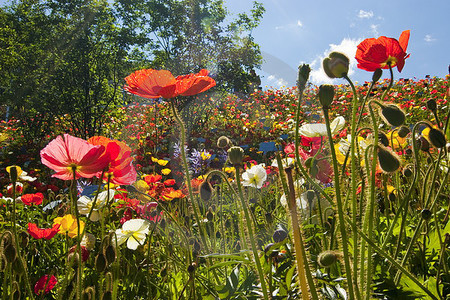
271, 157, 294, 169
241, 164, 267, 189
115, 219, 150, 250
77, 189, 114, 221
19, 171, 37, 182
298, 116, 345, 137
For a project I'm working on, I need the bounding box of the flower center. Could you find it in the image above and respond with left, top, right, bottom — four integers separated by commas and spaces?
382, 56, 398, 68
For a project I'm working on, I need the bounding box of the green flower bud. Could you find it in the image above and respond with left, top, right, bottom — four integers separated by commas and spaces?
297, 64, 311, 91
380, 104, 405, 127
397, 125, 410, 138
273, 226, 288, 243
95, 253, 107, 272
372, 69, 383, 82
428, 128, 446, 148
306, 190, 315, 202
104, 245, 116, 265
6, 166, 18, 183
200, 182, 213, 202
426, 99, 437, 112
318, 250, 338, 267
206, 207, 214, 221
227, 146, 244, 166
323, 52, 350, 79
377, 146, 401, 173
378, 132, 389, 147
318, 84, 335, 109
217, 136, 231, 148
418, 136, 430, 152
4, 243, 16, 263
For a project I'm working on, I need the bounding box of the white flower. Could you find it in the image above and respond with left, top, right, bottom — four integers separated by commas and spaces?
241, 164, 267, 189
80, 233, 96, 251
271, 157, 294, 169
77, 189, 114, 221
298, 116, 345, 137
19, 171, 37, 182
115, 219, 150, 250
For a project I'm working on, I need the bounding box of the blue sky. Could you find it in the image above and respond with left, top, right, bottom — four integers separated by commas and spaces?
224, 0, 450, 88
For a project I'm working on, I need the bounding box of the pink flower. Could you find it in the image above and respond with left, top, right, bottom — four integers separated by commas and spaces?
40, 134, 110, 180
34, 275, 57, 295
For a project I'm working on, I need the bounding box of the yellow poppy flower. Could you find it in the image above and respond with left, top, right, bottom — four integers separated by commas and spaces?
53, 214, 85, 238
161, 168, 171, 175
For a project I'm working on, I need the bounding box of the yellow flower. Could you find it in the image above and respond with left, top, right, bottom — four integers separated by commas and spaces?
387, 131, 407, 150
161, 168, 171, 175
135, 180, 149, 193
224, 166, 235, 173
6, 165, 23, 178
151, 157, 169, 166
53, 214, 85, 238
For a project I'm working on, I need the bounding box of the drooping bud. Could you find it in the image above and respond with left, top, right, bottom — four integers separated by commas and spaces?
380, 104, 406, 127
372, 69, 383, 82
187, 262, 197, 274
323, 52, 350, 79
318, 84, 335, 109
217, 136, 231, 148
227, 146, 244, 166
199, 181, 213, 201
273, 226, 288, 243
306, 190, 315, 202
377, 146, 401, 173
318, 250, 338, 267
428, 128, 446, 148
206, 207, 214, 222
402, 166, 413, 178
426, 99, 437, 112
397, 125, 410, 138
4, 243, 16, 263
418, 136, 430, 152
297, 64, 311, 91
104, 245, 116, 265
95, 253, 107, 272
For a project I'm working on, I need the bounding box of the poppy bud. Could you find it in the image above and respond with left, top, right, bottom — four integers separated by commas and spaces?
318, 250, 338, 267
6, 166, 18, 183
377, 146, 401, 173
402, 166, 413, 178
372, 69, 383, 82
101, 291, 112, 300
318, 84, 335, 109
95, 253, 107, 272
104, 245, 116, 265
306, 190, 315, 202
380, 104, 405, 127
12, 282, 20, 300
206, 208, 214, 221
265, 212, 273, 224
323, 52, 350, 79
4, 243, 16, 263
217, 136, 231, 148
309, 163, 319, 177
67, 252, 80, 268
428, 128, 446, 148
397, 125, 410, 138
273, 226, 288, 243
297, 64, 311, 90
199, 182, 213, 201
426, 99, 437, 112
421, 209, 432, 221
227, 146, 244, 166
418, 136, 430, 152
378, 132, 389, 147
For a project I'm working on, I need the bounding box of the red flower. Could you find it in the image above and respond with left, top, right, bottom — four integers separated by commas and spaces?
21, 193, 44, 206
27, 223, 60, 240
124, 69, 216, 99
87, 136, 137, 185
34, 274, 57, 295
69, 245, 90, 262
40, 134, 110, 180
356, 30, 410, 72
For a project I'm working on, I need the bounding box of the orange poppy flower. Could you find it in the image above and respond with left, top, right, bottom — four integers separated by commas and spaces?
355, 30, 410, 72
124, 69, 216, 99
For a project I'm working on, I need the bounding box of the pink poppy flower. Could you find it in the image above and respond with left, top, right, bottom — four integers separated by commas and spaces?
40, 134, 110, 180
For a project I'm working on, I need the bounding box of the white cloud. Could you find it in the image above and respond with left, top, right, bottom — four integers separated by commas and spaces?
424, 34, 436, 42
358, 10, 374, 19
370, 24, 379, 36
275, 20, 303, 30
309, 38, 362, 85
267, 74, 288, 88
297, 20, 303, 27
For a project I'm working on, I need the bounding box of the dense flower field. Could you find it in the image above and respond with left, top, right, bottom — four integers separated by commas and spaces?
0, 30, 449, 299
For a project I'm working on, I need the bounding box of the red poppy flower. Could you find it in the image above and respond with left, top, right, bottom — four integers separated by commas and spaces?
87, 136, 137, 185
34, 274, 57, 295
356, 30, 410, 72
21, 193, 44, 206
124, 69, 216, 99
40, 134, 110, 180
69, 245, 90, 262
27, 223, 60, 240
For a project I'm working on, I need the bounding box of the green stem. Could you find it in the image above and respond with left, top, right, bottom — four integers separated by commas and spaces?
71, 169, 83, 300
323, 108, 355, 300
235, 166, 269, 300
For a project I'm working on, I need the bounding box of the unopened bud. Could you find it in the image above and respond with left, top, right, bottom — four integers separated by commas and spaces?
206, 208, 214, 222
217, 136, 231, 148
297, 64, 311, 90
428, 128, 446, 148
4, 243, 16, 263
402, 166, 413, 178
318, 84, 335, 109
6, 166, 18, 183
306, 190, 315, 202
95, 253, 107, 272
397, 125, 410, 138
227, 146, 244, 166
418, 136, 430, 152
421, 209, 432, 221
372, 69, 382, 82
378, 132, 389, 147
318, 250, 338, 267
426, 99, 437, 112
187, 262, 197, 273
199, 182, 213, 202
273, 226, 288, 243
104, 245, 116, 265
380, 104, 405, 127
377, 146, 401, 173
323, 52, 349, 79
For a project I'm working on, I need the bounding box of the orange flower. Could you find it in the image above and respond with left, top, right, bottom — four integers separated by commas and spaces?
124, 69, 216, 99
356, 30, 410, 72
